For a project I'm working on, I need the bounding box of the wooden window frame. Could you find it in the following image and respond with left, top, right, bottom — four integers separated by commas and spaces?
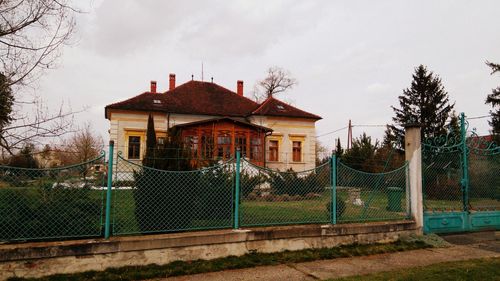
269, 140, 279, 162
128, 135, 141, 160
292, 141, 302, 162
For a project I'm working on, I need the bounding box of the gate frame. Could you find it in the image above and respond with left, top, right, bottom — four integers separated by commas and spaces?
423, 113, 500, 234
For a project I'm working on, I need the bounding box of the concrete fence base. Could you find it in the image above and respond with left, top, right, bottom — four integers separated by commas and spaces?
0, 220, 417, 280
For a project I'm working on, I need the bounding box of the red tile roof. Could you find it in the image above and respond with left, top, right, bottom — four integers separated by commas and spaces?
251, 96, 322, 120
105, 80, 321, 120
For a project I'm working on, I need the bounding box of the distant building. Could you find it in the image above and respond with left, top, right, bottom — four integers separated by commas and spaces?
105, 74, 321, 170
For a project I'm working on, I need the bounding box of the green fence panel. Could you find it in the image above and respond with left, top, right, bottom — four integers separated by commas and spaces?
422, 148, 464, 212
239, 159, 332, 227
467, 143, 500, 211
111, 154, 235, 235
336, 161, 410, 223
0, 155, 106, 242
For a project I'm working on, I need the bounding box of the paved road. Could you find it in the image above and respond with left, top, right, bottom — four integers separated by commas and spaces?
154, 231, 499, 281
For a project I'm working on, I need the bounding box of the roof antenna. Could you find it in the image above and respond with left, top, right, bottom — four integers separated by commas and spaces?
211, 77, 213, 83
191, 74, 194, 81
201, 62, 204, 81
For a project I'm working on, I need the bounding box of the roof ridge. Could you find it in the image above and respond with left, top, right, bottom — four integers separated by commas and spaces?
250, 96, 274, 115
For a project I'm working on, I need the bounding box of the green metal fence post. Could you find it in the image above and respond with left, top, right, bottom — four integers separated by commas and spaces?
234, 149, 241, 229
331, 152, 337, 224
104, 140, 114, 239
460, 113, 469, 212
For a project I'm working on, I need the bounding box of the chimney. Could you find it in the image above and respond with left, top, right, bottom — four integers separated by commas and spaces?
169, 74, 176, 91
150, 81, 157, 93
237, 80, 244, 96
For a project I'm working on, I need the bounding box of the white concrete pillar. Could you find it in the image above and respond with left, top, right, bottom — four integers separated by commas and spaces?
405, 125, 423, 234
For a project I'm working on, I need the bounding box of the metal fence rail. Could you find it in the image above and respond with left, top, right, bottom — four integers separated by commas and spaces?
336, 161, 410, 223
239, 158, 332, 227
112, 154, 235, 235
0, 155, 106, 241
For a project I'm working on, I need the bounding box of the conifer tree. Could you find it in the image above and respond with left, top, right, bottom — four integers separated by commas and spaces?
335, 138, 344, 159
142, 114, 157, 167
486, 61, 500, 136
385, 65, 455, 148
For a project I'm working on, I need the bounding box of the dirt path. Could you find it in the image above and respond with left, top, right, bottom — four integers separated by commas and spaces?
153, 231, 499, 281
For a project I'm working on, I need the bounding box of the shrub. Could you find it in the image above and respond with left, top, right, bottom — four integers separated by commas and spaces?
269, 169, 326, 197
133, 165, 234, 233
0, 187, 102, 241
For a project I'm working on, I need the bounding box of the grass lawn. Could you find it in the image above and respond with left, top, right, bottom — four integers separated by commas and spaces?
332, 257, 500, 281
0, 187, 411, 238
424, 197, 500, 211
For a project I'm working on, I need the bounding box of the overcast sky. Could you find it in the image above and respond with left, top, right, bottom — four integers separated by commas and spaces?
34, 0, 500, 150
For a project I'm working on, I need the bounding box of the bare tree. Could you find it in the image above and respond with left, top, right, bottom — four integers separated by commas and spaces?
63, 122, 103, 164
0, 1, 83, 154
0, 0, 78, 87
253, 66, 297, 101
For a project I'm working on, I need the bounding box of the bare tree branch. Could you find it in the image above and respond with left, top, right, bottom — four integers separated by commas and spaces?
254, 66, 297, 101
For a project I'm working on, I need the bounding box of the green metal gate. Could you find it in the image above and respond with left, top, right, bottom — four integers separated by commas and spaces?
423, 113, 500, 234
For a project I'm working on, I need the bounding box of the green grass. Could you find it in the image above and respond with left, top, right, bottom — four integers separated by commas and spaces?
7, 240, 432, 281
332, 257, 500, 281
0, 188, 411, 237
424, 197, 500, 211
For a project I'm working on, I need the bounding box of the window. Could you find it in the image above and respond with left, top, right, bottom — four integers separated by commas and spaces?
217, 131, 231, 159
184, 135, 199, 157
250, 136, 261, 161
201, 134, 214, 159
156, 137, 165, 146
269, 140, 279, 162
235, 132, 247, 157
292, 141, 302, 162
128, 136, 141, 159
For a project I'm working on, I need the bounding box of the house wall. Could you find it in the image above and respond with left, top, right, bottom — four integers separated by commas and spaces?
248, 116, 317, 171
108, 111, 318, 171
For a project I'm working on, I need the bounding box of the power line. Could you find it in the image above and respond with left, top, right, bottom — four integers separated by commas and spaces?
315, 126, 348, 138
467, 114, 490, 120
315, 124, 387, 138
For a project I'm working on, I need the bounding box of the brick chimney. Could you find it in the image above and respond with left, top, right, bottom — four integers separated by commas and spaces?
169, 74, 176, 91
150, 81, 157, 93
237, 80, 244, 96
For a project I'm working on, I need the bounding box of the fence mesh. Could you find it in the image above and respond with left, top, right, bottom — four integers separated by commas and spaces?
422, 148, 464, 212
0, 155, 106, 242
239, 159, 331, 227
336, 161, 410, 223
112, 154, 235, 235
468, 150, 500, 211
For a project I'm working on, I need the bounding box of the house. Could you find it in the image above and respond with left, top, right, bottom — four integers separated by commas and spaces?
104, 74, 321, 170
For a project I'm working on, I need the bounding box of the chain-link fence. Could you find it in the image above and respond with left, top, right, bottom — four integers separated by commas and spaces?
112, 154, 235, 235
0, 145, 415, 243
422, 148, 464, 212
0, 155, 106, 242
239, 159, 331, 227
337, 161, 410, 223
468, 150, 500, 211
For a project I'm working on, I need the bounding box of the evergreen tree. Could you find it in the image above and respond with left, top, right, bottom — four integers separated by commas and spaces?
9, 144, 39, 168
335, 138, 344, 159
142, 114, 157, 167
0, 74, 14, 134
385, 65, 455, 148
486, 61, 500, 136
342, 133, 379, 172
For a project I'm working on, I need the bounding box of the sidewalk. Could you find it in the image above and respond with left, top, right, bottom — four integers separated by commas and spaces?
157, 231, 499, 281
